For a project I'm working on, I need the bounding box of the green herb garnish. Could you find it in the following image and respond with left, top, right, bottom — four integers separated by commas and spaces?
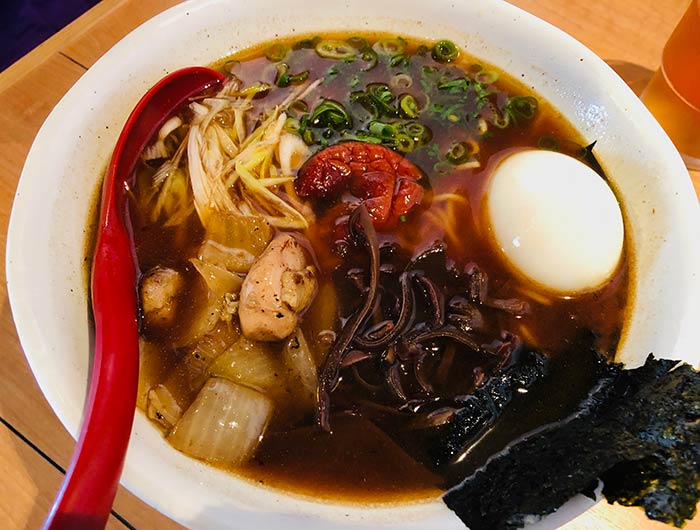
264, 43, 288, 62
432, 40, 459, 62
310, 99, 352, 131
316, 39, 356, 60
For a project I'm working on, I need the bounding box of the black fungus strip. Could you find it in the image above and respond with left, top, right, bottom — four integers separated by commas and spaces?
340, 349, 372, 367
386, 362, 408, 401
354, 271, 414, 349
414, 274, 446, 328
316, 205, 379, 431
412, 325, 481, 352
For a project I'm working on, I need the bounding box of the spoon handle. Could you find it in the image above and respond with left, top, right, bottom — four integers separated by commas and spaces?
42, 67, 225, 530
43, 197, 139, 530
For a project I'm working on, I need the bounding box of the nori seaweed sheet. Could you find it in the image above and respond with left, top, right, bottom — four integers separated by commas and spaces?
443, 354, 700, 530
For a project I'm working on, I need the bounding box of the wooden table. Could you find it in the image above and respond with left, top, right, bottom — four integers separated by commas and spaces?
0, 0, 697, 528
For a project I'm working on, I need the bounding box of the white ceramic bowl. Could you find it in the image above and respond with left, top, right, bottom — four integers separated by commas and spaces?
7, 0, 700, 528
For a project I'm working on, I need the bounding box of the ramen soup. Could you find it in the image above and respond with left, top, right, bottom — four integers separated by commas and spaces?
129, 33, 628, 502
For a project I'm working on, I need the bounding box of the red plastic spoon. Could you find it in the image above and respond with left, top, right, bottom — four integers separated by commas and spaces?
43, 67, 225, 530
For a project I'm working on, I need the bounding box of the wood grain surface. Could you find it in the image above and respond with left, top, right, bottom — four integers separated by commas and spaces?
0, 0, 697, 528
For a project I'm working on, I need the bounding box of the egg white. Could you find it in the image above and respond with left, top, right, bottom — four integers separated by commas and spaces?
486, 149, 624, 295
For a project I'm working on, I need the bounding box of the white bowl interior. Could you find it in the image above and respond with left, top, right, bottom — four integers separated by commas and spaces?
7, 0, 700, 528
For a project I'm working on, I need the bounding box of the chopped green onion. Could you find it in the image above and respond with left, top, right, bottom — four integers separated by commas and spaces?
473, 83, 492, 100
368, 83, 395, 104
293, 36, 321, 50
264, 43, 288, 62
298, 115, 315, 145
507, 95, 538, 120
359, 49, 378, 71
492, 111, 510, 129
277, 71, 291, 87
368, 121, 397, 139
351, 83, 399, 118
393, 134, 416, 153
538, 135, 560, 151
302, 129, 315, 145
342, 131, 383, 144
349, 74, 361, 88
426, 143, 440, 158
399, 215, 407, 222
403, 121, 432, 144
324, 65, 340, 84
399, 94, 419, 118
315, 40, 356, 59
288, 100, 309, 117
239, 82, 271, 98
346, 36, 369, 50
432, 40, 459, 63
416, 45, 430, 56
433, 160, 453, 174
310, 99, 352, 131
391, 73, 413, 90
446, 141, 474, 164
360, 48, 379, 72
223, 60, 240, 74
438, 78, 470, 92
372, 37, 407, 56
284, 117, 301, 133
389, 54, 410, 68
287, 71, 309, 85
275, 64, 309, 87
474, 70, 499, 84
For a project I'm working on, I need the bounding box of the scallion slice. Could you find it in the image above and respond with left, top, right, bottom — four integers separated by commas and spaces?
474, 70, 499, 84
316, 40, 356, 60
432, 40, 459, 63
275, 64, 310, 88
399, 94, 420, 118
403, 121, 432, 144
346, 36, 369, 50
393, 133, 416, 153
293, 36, 321, 50
360, 49, 378, 71
368, 120, 397, 139
372, 37, 407, 56
492, 111, 510, 129
310, 99, 353, 131
507, 95, 538, 121
264, 43, 288, 62
446, 141, 474, 164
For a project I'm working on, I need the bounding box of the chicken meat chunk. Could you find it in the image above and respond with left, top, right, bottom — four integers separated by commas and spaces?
239, 234, 316, 341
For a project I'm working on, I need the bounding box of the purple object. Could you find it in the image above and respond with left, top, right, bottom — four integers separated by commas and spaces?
0, 0, 100, 71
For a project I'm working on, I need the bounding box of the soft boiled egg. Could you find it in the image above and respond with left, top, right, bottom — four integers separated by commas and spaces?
486, 149, 624, 295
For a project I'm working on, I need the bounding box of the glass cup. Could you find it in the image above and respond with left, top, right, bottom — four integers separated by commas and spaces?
640, 0, 700, 170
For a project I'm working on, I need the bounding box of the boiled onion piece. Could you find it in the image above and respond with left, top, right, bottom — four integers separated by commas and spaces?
190, 257, 244, 296
168, 377, 272, 465
283, 328, 318, 405
147, 384, 182, 430
208, 336, 282, 393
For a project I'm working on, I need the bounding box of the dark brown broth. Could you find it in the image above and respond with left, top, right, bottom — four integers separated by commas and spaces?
130, 33, 628, 502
